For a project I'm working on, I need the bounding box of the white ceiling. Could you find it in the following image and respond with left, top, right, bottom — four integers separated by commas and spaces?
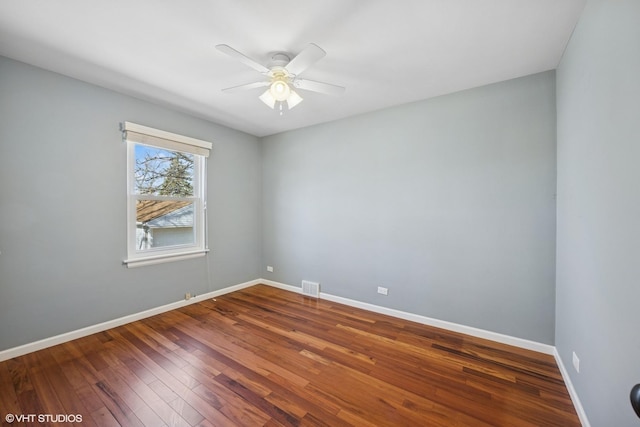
0, 1, 585, 137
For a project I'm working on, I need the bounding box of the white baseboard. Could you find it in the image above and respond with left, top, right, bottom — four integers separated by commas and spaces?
554, 348, 591, 427
261, 279, 554, 355
0, 279, 261, 362
261, 279, 303, 294
0, 277, 554, 359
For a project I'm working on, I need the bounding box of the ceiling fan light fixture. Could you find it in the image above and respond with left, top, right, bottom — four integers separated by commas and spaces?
259, 89, 276, 109
287, 90, 303, 109
218, 43, 344, 113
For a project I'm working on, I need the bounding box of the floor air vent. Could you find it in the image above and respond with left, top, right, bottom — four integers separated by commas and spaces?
301, 280, 320, 298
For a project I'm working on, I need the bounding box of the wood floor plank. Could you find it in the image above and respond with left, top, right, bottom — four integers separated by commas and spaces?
90, 406, 122, 427
0, 284, 580, 426
190, 381, 271, 427
6, 357, 47, 424
105, 331, 236, 427
0, 361, 21, 420
33, 350, 97, 427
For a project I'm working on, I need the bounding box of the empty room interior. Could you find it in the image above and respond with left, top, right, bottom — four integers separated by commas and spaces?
0, 0, 638, 426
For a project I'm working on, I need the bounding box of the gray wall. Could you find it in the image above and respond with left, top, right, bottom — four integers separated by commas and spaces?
262, 71, 557, 344
556, 0, 640, 425
0, 56, 262, 351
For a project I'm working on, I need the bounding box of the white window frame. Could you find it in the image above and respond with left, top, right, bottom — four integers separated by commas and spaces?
122, 122, 211, 268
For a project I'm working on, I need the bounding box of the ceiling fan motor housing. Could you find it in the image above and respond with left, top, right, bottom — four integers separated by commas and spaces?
269, 52, 291, 69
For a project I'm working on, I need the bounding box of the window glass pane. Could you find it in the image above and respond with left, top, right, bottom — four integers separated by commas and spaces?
136, 200, 195, 249
134, 145, 194, 196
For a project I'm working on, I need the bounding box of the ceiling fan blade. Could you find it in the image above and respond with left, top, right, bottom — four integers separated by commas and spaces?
284, 43, 326, 76
216, 44, 270, 74
221, 81, 270, 93
294, 79, 345, 96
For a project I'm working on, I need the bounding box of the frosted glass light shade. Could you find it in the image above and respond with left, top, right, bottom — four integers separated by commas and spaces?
259, 89, 276, 109
269, 79, 291, 101
287, 90, 303, 109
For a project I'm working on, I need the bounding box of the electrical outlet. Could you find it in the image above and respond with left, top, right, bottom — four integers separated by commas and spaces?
377, 286, 389, 296
572, 351, 580, 373
185, 292, 192, 300
267, 266, 274, 273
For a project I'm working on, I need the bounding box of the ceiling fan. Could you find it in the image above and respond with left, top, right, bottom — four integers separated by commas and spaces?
216, 43, 345, 112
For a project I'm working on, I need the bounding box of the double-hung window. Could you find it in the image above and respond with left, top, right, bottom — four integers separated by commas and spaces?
123, 122, 211, 267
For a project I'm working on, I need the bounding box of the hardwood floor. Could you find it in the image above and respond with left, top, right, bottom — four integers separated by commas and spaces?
0, 285, 580, 426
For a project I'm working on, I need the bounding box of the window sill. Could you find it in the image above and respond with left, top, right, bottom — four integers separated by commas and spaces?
123, 249, 209, 268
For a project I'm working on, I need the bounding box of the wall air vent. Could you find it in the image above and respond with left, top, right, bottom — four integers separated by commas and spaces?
301, 280, 320, 298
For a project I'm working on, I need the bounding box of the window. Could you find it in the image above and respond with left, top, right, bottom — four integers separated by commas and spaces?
122, 122, 211, 267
